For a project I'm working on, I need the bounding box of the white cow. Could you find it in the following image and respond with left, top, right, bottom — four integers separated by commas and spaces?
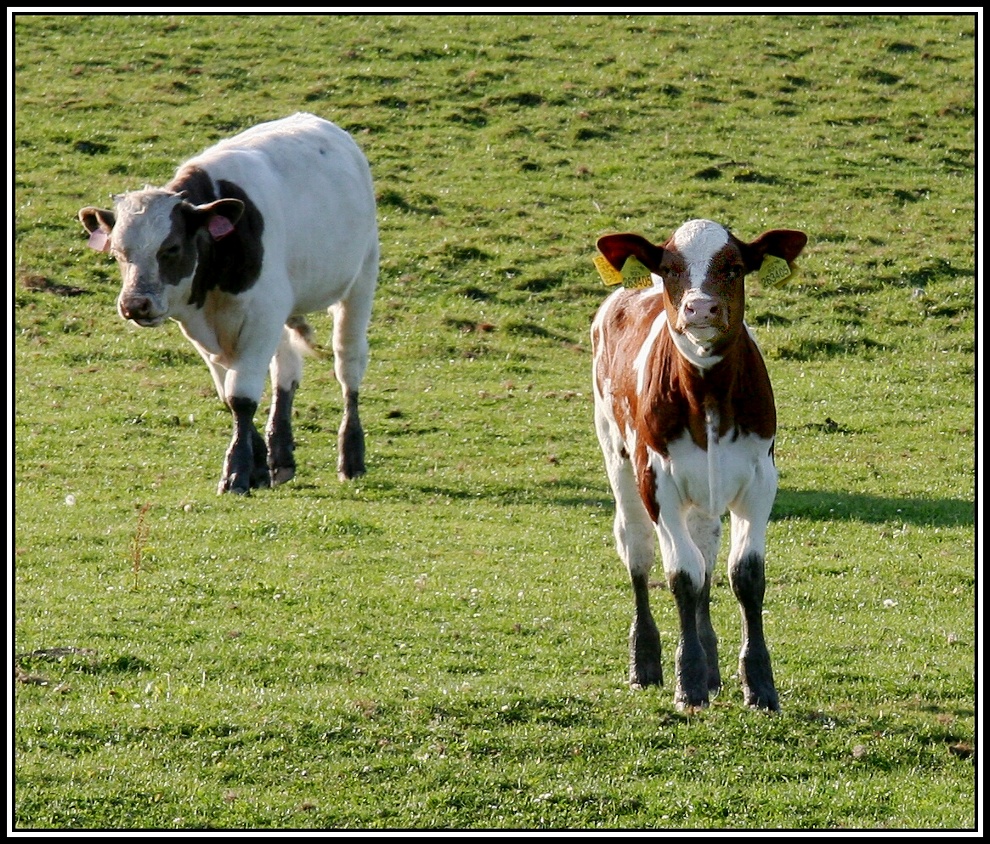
79, 113, 379, 494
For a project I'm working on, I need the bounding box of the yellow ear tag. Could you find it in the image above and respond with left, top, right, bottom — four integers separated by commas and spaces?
758, 255, 798, 287
593, 254, 655, 289
593, 254, 624, 286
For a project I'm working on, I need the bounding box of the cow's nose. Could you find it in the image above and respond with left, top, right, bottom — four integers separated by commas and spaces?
119, 296, 152, 320
682, 299, 722, 324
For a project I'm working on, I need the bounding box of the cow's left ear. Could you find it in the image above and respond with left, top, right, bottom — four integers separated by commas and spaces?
744, 229, 808, 270
191, 198, 245, 241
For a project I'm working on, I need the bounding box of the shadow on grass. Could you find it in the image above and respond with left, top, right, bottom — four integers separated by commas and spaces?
291, 475, 973, 530
773, 488, 974, 528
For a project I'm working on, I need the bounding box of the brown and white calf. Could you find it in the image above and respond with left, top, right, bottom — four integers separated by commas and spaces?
591, 219, 807, 711
79, 113, 378, 494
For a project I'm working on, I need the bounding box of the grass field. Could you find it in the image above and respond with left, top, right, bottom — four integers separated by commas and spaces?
11, 12, 979, 831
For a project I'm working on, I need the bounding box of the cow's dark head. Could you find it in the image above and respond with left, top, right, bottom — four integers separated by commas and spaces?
79, 189, 244, 327
597, 220, 807, 366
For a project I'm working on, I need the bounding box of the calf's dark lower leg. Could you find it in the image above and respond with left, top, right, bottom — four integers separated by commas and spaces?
629, 571, 662, 688
266, 383, 297, 485
730, 551, 779, 711
337, 389, 365, 480
696, 573, 722, 694
670, 570, 711, 710
218, 397, 270, 495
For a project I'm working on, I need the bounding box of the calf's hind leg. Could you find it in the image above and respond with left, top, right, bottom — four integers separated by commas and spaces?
329, 291, 373, 480
609, 460, 662, 687
266, 322, 307, 485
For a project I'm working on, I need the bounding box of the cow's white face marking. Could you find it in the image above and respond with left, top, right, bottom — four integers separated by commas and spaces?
666, 220, 734, 364
113, 191, 183, 262
671, 219, 729, 289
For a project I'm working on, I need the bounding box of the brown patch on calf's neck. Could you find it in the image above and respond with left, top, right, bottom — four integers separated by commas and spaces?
627, 318, 775, 457
666, 334, 775, 449
166, 167, 265, 307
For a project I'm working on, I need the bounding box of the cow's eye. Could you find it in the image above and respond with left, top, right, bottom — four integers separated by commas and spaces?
159, 244, 181, 260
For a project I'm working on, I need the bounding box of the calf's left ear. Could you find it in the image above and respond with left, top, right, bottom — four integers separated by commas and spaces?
189, 198, 246, 242
745, 229, 808, 269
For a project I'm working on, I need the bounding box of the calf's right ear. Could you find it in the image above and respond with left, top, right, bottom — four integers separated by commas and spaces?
597, 233, 666, 273
78, 207, 115, 252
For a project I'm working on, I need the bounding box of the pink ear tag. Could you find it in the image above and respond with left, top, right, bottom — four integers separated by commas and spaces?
87, 229, 111, 252
208, 215, 235, 241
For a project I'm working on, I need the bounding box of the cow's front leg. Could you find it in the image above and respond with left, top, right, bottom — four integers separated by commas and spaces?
629, 570, 662, 687
670, 570, 710, 710
729, 474, 779, 711
730, 551, 779, 711
219, 397, 270, 494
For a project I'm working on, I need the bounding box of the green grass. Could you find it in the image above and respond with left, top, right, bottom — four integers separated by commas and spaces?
12, 12, 977, 831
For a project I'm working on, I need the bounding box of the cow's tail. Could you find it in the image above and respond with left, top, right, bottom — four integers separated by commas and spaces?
286, 316, 327, 358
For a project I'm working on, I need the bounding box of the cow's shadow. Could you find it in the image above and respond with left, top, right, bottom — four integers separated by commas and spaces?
772, 488, 974, 529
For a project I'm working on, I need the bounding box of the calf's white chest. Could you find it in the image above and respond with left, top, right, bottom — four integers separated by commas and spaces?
649, 423, 772, 518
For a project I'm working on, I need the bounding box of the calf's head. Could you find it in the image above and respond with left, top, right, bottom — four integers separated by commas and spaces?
597, 219, 807, 364
79, 190, 244, 327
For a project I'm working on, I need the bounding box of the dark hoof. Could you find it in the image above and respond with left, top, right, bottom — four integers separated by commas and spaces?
337, 459, 366, 481
270, 465, 296, 486
744, 687, 781, 712
675, 695, 710, 713
629, 664, 663, 689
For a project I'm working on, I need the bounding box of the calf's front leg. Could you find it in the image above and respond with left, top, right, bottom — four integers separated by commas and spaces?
729, 550, 779, 711
219, 396, 270, 494
728, 499, 779, 711
669, 570, 712, 710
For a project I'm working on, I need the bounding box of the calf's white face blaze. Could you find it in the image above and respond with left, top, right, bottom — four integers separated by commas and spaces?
671, 218, 730, 289
592, 218, 807, 712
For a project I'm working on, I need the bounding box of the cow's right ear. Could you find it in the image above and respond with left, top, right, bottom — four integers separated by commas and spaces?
78, 207, 115, 252
597, 233, 666, 274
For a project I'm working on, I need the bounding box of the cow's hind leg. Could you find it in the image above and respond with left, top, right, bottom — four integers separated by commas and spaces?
329, 287, 373, 480
266, 322, 307, 485
611, 464, 662, 687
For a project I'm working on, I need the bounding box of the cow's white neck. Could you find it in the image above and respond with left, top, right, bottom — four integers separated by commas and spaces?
670, 328, 723, 371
